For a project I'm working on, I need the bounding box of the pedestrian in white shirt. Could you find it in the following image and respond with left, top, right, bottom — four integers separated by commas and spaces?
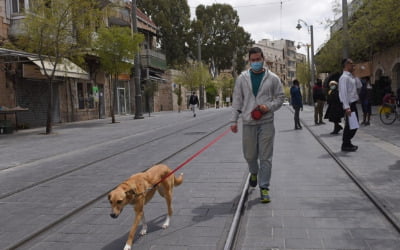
338, 58, 362, 152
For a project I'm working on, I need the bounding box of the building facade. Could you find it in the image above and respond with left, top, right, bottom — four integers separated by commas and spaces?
0, 0, 172, 130
256, 39, 305, 86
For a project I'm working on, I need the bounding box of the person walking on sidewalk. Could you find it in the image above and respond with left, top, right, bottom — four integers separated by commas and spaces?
313, 78, 326, 125
290, 79, 303, 130
359, 77, 372, 126
324, 81, 343, 134
189, 92, 199, 117
339, 58, 362, 152
230, 47, 285, 203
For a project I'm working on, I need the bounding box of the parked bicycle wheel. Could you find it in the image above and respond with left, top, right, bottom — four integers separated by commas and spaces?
380, 104, 397, 125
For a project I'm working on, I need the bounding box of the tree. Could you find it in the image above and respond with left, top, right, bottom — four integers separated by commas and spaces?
296, 62, 312, 104
233, 26, 253, 74
173, 63, 212, 94
205, 82, 218, 105
190, 4, 253, 76
214, 73, 234, 106
173, 84, 183, 112
315, 31, 343, 73
16, 0, 105, 134
138, 0, 191, 66
94, 26, 144, 123
316, 0, 400, 73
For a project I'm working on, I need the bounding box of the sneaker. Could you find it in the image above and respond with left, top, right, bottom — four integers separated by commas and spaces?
341, 144, 358, 152
260, 188, 271, 203
249, 174, 257, 187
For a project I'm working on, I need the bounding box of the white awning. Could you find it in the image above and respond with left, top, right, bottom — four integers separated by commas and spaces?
27, 57, 89, 80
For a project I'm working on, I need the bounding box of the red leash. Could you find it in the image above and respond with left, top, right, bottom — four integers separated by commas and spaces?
152, 127, 231, 188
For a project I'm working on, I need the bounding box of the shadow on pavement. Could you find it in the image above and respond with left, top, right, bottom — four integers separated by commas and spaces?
102, 215, 165, 250
190, 195, 241, 223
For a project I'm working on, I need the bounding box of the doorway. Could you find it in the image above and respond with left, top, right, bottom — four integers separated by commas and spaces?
117, 87, 127, 114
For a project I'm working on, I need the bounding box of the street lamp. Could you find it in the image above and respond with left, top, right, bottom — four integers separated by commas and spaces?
296, 19, 315, 88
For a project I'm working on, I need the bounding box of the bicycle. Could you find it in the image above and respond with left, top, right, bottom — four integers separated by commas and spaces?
379, 103, 398, 125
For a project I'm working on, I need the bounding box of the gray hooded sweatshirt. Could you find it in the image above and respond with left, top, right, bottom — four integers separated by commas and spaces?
231, 68, 285, 125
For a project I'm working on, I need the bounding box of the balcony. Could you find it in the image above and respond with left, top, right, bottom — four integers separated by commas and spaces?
140, 49, 167, 71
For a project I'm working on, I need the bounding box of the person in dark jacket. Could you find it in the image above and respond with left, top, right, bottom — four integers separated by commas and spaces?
290, 79, 303, 129
359, 77, 372, 125
189, 92, 199, 117
313, 79, 326, 125
324, 81, 343, 134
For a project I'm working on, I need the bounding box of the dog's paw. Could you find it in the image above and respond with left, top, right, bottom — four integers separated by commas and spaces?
139, 228, 147, 236
123, 244, 131, 250
162, 215, 170, 229
139, 224, 148, 236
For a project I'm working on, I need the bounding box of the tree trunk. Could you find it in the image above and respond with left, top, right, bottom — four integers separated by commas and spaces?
45, 79, 53, 134
110, 75, 115, 123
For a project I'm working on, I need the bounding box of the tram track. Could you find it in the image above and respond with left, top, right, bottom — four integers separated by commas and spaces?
224, 108, 400, 250
7, 107, 400, 250
293, 108, 400, 234
0, 114, 226, 200
4, 118, 231, 250
305, 123, 400, 234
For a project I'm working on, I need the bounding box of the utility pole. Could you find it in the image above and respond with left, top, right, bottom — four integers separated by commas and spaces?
297, 42, 312, 104
342, 0, 349, 59
197, 34, 204, 110
305, 44, 311, 105
131, 0, 143, 119
304, 44, 312, 104
296, 20, 315, 87
310, 24, 315, 86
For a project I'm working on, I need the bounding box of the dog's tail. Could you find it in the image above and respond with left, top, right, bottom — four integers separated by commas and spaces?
174, 173, 184, 186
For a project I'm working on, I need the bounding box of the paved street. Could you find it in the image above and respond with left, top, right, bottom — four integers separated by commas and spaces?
236, 105, 400, 250
0, 105, 400, 249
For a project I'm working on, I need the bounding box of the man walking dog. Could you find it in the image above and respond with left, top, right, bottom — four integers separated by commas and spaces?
230, 47, 284, 203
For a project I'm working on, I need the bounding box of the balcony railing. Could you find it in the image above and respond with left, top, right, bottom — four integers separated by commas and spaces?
140, 49, 167, 71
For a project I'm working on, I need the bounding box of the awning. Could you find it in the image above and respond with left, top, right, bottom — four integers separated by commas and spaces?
27, 57, 89, 80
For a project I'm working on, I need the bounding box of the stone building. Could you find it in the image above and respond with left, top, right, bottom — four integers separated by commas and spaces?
0, 0, 172, 130
255, 39, 305, 86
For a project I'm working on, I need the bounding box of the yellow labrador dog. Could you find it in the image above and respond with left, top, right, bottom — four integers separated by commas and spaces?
108, 164, 183, 250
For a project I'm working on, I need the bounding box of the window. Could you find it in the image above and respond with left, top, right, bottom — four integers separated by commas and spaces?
87, 83, 94, 109
77, 83, 84, 109
12, 0, 25, 13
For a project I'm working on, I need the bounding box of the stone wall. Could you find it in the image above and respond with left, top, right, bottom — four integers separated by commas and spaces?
372, 44, 400, 91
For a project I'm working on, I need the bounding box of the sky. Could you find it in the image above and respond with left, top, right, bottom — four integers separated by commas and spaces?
187, 0, 347, 55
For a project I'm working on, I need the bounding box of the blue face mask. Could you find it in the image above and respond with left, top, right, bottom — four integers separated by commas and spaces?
250, 61, 264, 72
